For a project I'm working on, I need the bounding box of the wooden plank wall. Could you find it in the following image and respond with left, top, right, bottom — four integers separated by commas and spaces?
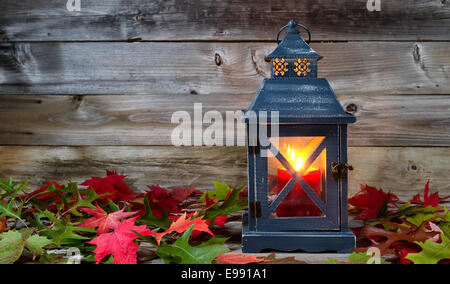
0, 0, 449, 199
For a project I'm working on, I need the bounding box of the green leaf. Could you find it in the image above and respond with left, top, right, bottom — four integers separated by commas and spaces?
347, 252, 390, 264
0, 200, 21, 220
66, 183, 110, 216
25, 235, 52, 256
108, 200, 120, 212
323, 258, 343, 264
0, 178, 29, 199
204, 188, 248, 226
18, 228, 35, 240
323, 253, 390, 264
156, 225, 229, 264
0, 231, 25, 264
405, 206, 445, 227
406, 234, 450, 264
34, 253, 68, 264
199, 182, 231, 202
35, 211, 93, 246
137, 195, 171, 228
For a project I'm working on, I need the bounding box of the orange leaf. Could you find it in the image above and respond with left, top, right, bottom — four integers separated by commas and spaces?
0, 218, 8, 232
143, 212, 213, 245
215, 253, 265, 264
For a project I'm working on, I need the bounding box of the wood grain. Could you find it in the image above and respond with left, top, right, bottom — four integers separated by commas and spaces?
0, 146, 448, 201
0, 42, 448, 96
0, 0, 449, 41
0, 94, 449, 146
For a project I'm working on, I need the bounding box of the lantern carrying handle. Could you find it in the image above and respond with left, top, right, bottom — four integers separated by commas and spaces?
276, 20, 312, 45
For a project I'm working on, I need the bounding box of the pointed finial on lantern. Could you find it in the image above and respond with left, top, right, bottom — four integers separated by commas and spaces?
288, 19, 297, 28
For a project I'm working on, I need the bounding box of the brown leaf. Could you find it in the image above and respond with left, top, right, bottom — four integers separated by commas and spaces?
261, 252, 307, 264
355, 220, 436, 255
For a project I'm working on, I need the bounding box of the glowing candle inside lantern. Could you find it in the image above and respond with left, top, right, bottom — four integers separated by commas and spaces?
275, 146, 322, 217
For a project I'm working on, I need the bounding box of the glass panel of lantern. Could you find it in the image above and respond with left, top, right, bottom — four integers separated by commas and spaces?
268, 137, 326, 218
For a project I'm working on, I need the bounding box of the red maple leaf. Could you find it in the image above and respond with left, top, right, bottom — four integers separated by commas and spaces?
81, 170, 137, 202
411, 181, 449, 207
78, 204, 137, 234
169, 185, 200, 203
349, 185, 398, 220
88, 217, 148, 264
215, 253, 265, 264
205, 194, 218, 209
132, 185, 196, 218
142, 212, 213, 245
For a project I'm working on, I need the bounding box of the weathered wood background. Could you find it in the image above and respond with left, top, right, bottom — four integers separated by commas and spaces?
0, 0, 449, 199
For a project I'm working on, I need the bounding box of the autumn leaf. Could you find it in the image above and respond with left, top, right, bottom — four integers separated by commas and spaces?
135, 185, 182, 218
88, 217, 149, 264
169, 185, 200, 203
355, 219, 436, 256
411, 181, 450, 207
215, 253, 265, 264
0, 231, 24, 264
324, 252, 390, 264
0, 230, 52, 264
203, 187, 247, 227
142, 212, 213, 245
81, 170, 137, 202
0, 219, 8, 233
35, 210, 94, 246
406, 233, 450, 264
156, 225, 228, 264
200, 181, 232, 203
78, 204, 137, 234
261, 252, 307, 264
23, 182, 66, 203
349, 185, 398, 220
136, 195, 172, 228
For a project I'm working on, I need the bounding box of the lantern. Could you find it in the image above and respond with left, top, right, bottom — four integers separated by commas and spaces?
242, 20, 356, 253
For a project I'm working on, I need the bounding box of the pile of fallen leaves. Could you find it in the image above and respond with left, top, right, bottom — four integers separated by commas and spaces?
0, 171, 449, 264
345, 182, 450, 264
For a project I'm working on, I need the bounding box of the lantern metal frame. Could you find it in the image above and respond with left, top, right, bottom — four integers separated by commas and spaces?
242, 20, 356, 253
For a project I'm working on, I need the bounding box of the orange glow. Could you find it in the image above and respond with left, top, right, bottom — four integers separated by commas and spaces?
283, 146, 317, 172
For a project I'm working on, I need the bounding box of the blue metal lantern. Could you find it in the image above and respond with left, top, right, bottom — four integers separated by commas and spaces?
242, 20, 356, 253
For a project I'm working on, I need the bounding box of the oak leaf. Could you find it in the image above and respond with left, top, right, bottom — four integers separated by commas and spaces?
355, 220, 436, 255
261, 252, 307, 264
215, 253, 265, 264
156, 225, 228, 264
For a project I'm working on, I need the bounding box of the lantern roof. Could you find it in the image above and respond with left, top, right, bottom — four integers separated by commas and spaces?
265, 20, 323, 60
243, 78, 356, 124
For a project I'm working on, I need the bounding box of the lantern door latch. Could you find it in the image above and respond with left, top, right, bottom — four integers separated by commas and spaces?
331, 162, 353, 180
249, 201, 261, 218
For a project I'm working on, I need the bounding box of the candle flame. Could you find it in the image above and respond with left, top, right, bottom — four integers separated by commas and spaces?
283, 146, 318, 172
289, 149, 304, 171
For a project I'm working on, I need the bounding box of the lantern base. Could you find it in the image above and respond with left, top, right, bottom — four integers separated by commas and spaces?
242, 222, 355, 253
